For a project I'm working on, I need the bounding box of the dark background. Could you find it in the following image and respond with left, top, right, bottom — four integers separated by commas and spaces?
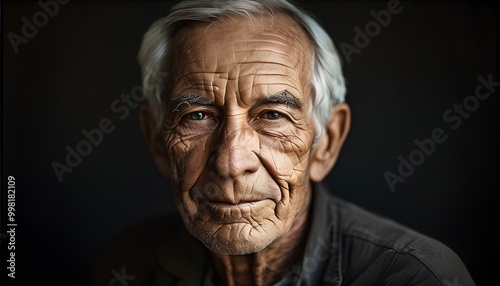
2, 1, 498, 285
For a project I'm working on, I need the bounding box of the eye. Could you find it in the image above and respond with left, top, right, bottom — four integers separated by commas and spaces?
177, 109, 218, 133
188, 111, 206, 120
264, 111, 283, 120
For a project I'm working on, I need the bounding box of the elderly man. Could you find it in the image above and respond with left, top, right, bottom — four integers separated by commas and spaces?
94, 0, 476, 285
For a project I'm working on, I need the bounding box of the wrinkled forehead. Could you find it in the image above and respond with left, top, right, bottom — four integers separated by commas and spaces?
168, 12, 313, 83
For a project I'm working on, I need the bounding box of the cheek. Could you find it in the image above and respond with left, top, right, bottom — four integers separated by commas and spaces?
163, 130, 210, 189
258, 127, 313, 186
257, 126, 314, 221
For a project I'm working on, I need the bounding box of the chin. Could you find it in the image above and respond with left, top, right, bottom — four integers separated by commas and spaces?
188, 221, 283, 255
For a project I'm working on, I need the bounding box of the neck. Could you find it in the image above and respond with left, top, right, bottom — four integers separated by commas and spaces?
210, 188, 313, 286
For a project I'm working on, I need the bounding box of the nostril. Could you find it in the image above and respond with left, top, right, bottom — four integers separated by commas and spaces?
210, 145, 259, 178
209, 125, 261, 178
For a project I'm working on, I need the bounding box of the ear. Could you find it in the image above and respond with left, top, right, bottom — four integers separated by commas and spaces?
309, 103, 351, 182
138, 104, 171, 178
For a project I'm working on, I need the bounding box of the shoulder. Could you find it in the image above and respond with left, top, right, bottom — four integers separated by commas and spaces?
91, 214, 184, 286
318, 186, 476, 285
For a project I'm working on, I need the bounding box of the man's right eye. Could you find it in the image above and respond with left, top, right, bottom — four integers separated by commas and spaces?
188, 111, 206, 120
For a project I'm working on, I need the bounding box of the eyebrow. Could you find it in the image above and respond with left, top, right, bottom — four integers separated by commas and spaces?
260, 90, 302, 110
169, 90, 302, 112
170, 93, 214, 112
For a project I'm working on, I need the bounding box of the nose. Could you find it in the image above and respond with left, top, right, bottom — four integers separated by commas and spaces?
209, 122, 260, 178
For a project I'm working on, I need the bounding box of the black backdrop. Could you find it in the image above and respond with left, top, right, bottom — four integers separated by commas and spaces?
2, 1, 498, 285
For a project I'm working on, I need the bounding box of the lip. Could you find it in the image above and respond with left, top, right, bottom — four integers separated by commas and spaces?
209, 201, 263, 209
209, 197, 273, 207
204, 193, 275, 205
206, 199, 275, 221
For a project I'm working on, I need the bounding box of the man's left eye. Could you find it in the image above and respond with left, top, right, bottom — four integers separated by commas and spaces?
264, 111, 283, 120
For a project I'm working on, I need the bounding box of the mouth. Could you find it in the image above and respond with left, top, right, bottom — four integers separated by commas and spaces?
205, 199, 275, 222
209, 195, 263, 204
201, 186, 278, 205
208, 198, 273, 208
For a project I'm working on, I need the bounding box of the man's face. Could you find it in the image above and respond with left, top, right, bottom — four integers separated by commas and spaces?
161, 13, 317, 255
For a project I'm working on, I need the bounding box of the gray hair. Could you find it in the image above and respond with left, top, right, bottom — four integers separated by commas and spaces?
138, 0, 346, 141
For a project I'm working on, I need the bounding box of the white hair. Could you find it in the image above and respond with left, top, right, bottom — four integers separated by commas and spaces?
138, 0, 346, 141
